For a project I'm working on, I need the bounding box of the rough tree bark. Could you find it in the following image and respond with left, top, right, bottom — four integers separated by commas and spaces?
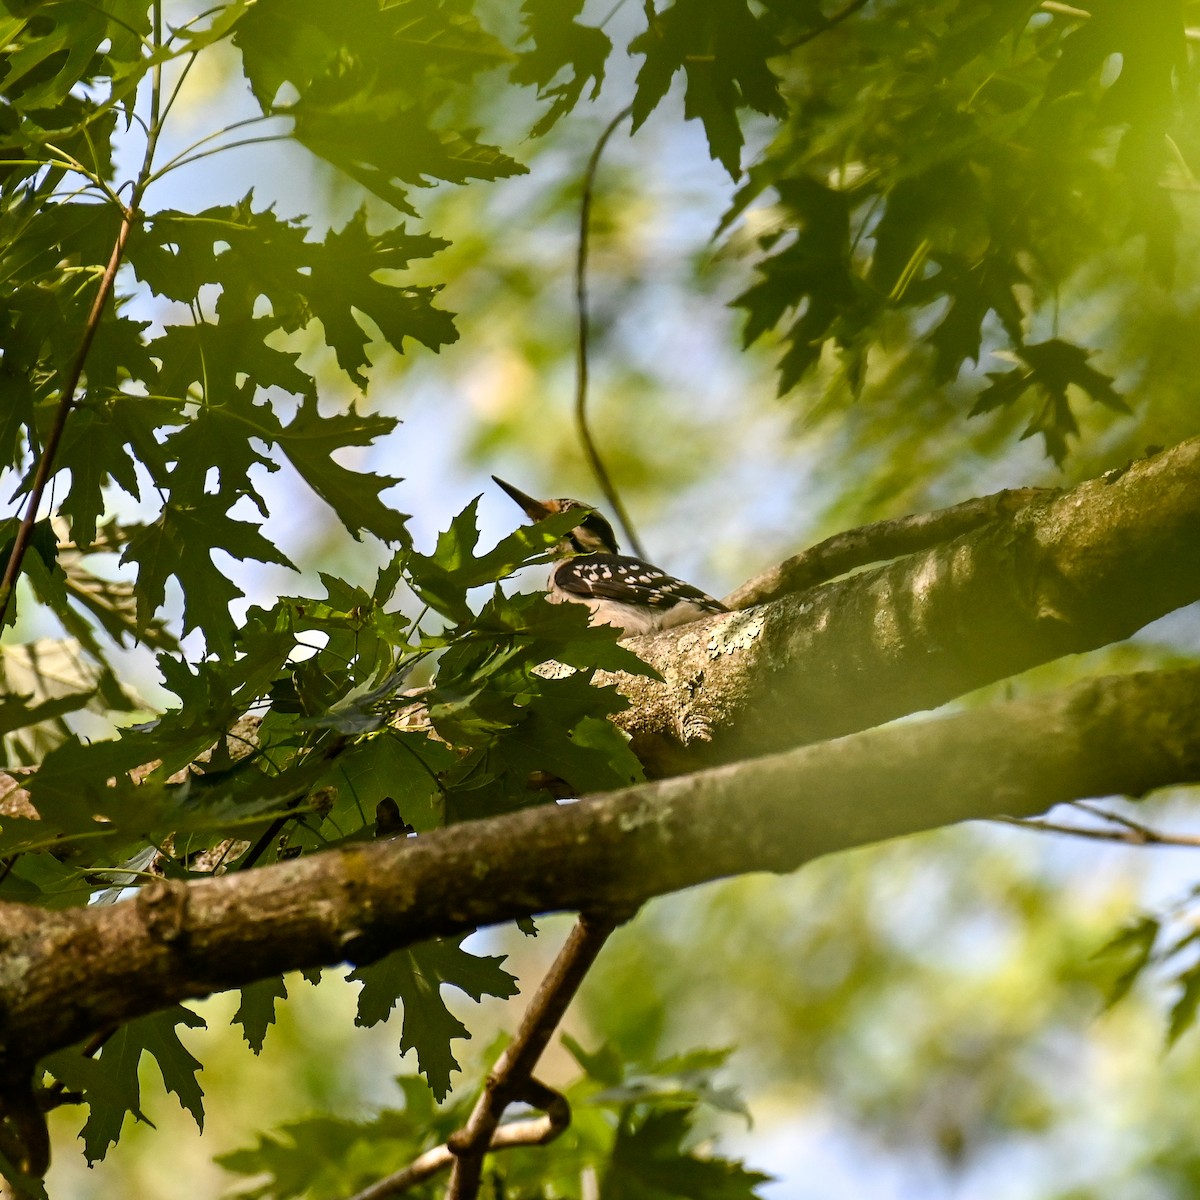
614, 439, 1200, 773
1, 666, 1198, 1073
0, 438, 1196, 1086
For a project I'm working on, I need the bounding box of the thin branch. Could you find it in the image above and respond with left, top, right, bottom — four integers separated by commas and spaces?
0, 211, 126, 624
37, 143, 123, 207
3, 664, 1200, 1074
995, 811, 1200, 849
344, 918, 616, 1200
1070, 799, 1154, 833
723, 485, 1052, 610
156, 50, 200, 127
782, 0, 871, 51
344, 1081, 570, 1200
146, 131, 290, 186
0, 1, 167, 625
574, 104, 645, 560
445, 913, 623, 1200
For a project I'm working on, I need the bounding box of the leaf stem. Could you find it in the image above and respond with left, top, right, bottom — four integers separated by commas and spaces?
146, 119, 288, 185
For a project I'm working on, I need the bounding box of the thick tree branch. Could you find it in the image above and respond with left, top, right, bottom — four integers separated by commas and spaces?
723, 486, 1052, 609
613, 440, 1200, 772
1, 665, 1198, 1074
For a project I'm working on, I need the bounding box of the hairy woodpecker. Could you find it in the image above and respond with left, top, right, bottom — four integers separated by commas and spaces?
493, 476, 727, 636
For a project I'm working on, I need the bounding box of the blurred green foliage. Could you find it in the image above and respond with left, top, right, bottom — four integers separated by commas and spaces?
1, 0, 1200, 1196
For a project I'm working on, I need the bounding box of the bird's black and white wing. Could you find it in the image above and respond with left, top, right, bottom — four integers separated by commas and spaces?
550, 553, 726, 635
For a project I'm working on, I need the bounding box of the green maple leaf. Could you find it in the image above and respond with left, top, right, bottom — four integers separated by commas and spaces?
52, 394, 166, 546
131, 200, 310, 325
0, 2, 147, 110
734, 177, 858, 392
1046, 2, 1184, 122
49, 1005, 207, 1164
159, 401, 279, 513
970, 339, 1127, 465
121, 497, 295, 655
274, 394, 410, 542
1169, 962, 1200, 1047
348, 937, 519, 1102
924, 252, 1026, 383
294, 94, 526, 216
604, 1108, 771, 1199
136, 201, 458, 390
151, 319, 315, 409
512, 0, 612, 136
494, 710, 644, 796
305, 208, 458, 384
0, 369, 35, 474
631, 0, 785, 177
233, 976, 290, 1055
0, 689, 93, 737
22, 726, 161, 837
235, 0, 511, 110
236, 0, 523, 212
321, 731, 453, 830
216, 1115, 383, 1200
406, 497, 580, 624
1094, 916, 1160, 1011
470, 588, 659, 676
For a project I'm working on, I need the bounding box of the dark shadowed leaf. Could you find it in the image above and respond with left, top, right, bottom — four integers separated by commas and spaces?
348, 937, 519, 1101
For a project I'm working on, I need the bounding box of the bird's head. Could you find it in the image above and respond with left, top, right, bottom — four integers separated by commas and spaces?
492, 476, 620, 556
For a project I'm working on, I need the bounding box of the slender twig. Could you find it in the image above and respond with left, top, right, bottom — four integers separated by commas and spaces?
995, 812, 1200, 848
36, 143, 124, 207
147, 131, 289, 185
574, 104, 645, 559
723, 485, 1053, 610
238, 809, 300, 870
1070, 799, 1151, 833
782, 0, 871, 51
341, 915, 622, 1200
444, 913, 622, 1199
157, 50, 200, 128
344, 1081, 570, 1200
0, 2, 166, 625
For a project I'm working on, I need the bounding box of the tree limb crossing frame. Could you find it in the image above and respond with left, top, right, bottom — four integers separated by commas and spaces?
0, 438, 1197, 1075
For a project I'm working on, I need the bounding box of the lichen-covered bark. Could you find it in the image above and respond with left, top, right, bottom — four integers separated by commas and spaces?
0, 439, 1198, 1086
613, 439, 1200, 772
2, 666, 1199, 1072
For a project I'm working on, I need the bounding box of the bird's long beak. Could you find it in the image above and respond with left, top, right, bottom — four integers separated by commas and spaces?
492, 476, 554, 522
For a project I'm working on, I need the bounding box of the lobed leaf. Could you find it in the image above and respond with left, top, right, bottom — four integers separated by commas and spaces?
348, 937, 519, 1102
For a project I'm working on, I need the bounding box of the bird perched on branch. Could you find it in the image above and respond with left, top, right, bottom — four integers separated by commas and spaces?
493, 476, 727, 636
